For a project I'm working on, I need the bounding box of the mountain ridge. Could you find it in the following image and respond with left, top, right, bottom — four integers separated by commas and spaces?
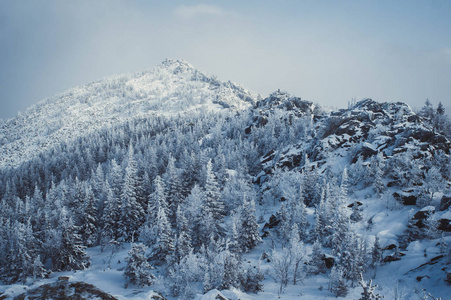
0, 59, 257, 170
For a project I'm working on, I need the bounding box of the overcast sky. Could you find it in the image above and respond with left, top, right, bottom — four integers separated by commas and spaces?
1, 0, 451, 120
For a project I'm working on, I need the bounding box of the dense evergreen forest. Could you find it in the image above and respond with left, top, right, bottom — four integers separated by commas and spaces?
1, 61, 450, 299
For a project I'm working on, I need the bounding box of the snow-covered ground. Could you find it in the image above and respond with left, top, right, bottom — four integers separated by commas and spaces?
2, 188, 449, 300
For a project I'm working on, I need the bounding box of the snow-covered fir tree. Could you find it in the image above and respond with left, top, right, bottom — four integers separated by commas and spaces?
358, 274, 383, 300
124, 243, 155, 287
119, 145, 145, 242
329, 265, 349, 297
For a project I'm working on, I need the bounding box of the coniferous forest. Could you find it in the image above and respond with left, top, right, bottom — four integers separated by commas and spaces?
0, 60, 450, 299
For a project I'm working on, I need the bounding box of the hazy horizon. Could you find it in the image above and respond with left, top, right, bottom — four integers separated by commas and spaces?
1, 0, 451, 120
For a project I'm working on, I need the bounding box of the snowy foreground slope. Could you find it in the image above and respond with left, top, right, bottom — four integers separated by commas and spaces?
1, 61, 450, 299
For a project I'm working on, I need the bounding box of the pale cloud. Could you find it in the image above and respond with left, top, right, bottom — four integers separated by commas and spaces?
174, 4, 233, 19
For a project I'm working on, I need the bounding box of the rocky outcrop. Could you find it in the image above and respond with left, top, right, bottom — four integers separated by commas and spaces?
256, 98, 450, 177
11, 280, 118, 300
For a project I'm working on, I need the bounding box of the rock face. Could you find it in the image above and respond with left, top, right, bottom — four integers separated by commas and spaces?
254, 90, 315, 116
263, 214, 280, 231
412, 206, 436, 228
438, 219, 451, 232
10, 280, 118, 300
439, 196, 451, 211
245, 90, 316, 135
256, 97, 450, 181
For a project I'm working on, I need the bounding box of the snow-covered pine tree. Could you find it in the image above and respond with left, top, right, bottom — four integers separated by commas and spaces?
92, 163, 105, 201
119, 145, 145, 242
289, 236, 307, 285
312, 188, 327, 243
277, 203, 291, 245
168, 249, 205, 298
373, 153, 385, 195
236, 196, 261, 252
172, 206, 192, 264
199, 160, 225, 242
271, 246, 292, 294
371, 236, 383, 278
424, 214, 439, 240
291, 185, 309, 240
124, 243, 155, 287
329, 265, 348, 297
109, 159, 123, 201
101, 180, 121, 245
80, 185, 98, 247
358, 274, 383, 300
141, 175, 170, 247
1, 220, 35, 284
204, 159, 225, 220
331, 207, 351, 255
149, 175, 170, 220
219, 245, 241, 290
420, 98, 435, 121
240, 263, 264, 293
302, 155, 322, 207
52, 207, 90, 272
32, 255, 47, 283
308, 239, 327, 275
164, 155, 185, 221
151, 207, 174, 263
339, 167, 349, 205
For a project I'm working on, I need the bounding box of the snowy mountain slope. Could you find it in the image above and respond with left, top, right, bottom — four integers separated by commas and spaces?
0, 59, 256, 170
257, 96, 450, 177
1, 62, 450, 300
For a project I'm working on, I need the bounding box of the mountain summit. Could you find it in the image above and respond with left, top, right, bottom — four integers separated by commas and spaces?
0, 60, 256, 169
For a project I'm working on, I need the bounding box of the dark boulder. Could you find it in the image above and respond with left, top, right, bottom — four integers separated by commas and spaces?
323, 256, 335, 269
446, 272, 451, 284
352, 143, 378, 162
347, 201, 363, 208
414, 207, 435, 220
438, 218, 451, 232
439, 196, 451, 211
261, 150, 275, 164
383, 255, 401, 263
383, 251, 405, 263
260, 252, 270, 261
413, 207, 435, 228
402, 195, 417, 205
393, 191, 417, 205
261, 231, 270, 238
387, 180, 401, 187
383, 244, 397, 251
262, 214, 280, 231
416, 275, 430, 282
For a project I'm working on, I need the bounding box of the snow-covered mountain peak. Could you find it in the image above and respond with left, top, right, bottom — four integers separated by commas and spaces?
255, 90, 315, 115
0, 60, 257, 170
346, 98, 415, 121
159, 58, 195, 72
